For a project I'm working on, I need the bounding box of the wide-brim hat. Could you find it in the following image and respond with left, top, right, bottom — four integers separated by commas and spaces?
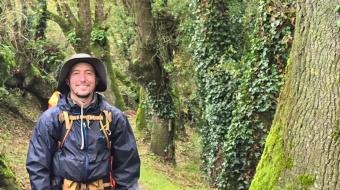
57, 53, 107, 94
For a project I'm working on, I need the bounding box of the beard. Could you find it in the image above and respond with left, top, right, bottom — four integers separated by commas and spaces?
75, 92, 91, 99
70, 87, 93, 99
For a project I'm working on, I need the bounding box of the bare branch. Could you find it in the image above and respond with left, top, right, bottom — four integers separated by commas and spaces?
60, 1, 79, 28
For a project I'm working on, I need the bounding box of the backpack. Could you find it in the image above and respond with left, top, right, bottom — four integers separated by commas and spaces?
58, 110, 112, 149
48, 91, 60, 108
48, 92, 116, 187
58, 110, 116, 188
47, 92, 112, 149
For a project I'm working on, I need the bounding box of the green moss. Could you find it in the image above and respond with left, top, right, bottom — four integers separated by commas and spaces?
332, 118, 340, 141
92, 41, 126, 111
249, 123, 292, 190
24, 64, 42, 85
332, 100, 340, 142
297, 173, 314, 187
0, 153, 18, 187
109, 68, 127, 110
136, 87, 147, 131
284, 51, 293, 74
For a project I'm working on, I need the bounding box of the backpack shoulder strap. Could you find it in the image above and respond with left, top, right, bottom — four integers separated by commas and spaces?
100, 110, 112, 149
58, 111, 74, 148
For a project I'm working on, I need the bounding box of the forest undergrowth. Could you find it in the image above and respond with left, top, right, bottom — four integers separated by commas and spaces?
0, 92, 212, 190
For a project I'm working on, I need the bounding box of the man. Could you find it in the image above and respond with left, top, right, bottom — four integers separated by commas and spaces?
26, 53, 140, 190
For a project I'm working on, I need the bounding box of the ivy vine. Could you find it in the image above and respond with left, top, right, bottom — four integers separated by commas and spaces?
190, 0, 295, 189
0, 45, 16, 86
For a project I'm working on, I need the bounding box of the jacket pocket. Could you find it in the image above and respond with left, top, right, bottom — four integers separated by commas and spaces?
53, 150, 87, 181
51, 175, 63, 190
87, 149, 111, 180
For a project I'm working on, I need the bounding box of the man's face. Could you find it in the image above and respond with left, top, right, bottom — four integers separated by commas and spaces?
67, 62, 97, 99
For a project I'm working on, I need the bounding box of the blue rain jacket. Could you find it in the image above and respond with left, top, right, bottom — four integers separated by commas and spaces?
26, 93, 140, 189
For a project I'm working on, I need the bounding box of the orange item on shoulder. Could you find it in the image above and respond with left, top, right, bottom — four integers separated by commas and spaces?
48, 91, 61, 108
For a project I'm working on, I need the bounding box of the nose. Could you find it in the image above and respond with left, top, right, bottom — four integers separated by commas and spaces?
79, 73, 86, 81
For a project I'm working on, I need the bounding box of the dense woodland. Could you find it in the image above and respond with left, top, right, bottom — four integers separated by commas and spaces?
1, 0, 340, 189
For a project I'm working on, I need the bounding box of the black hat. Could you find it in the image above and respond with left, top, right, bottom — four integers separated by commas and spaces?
57, 53, 107, 94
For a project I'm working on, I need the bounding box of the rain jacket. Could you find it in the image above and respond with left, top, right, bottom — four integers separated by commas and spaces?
26, 93, 140, 190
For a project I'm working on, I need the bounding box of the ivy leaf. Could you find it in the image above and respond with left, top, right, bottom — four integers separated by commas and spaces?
334, 5, 340, 13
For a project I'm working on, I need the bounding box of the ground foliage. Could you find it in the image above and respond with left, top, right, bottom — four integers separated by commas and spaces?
0, 89, 41, 189
190, 0, 295, 189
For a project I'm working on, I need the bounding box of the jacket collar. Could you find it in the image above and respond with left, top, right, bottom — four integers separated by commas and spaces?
67, 92, 98, 108
58, 92, 105, 114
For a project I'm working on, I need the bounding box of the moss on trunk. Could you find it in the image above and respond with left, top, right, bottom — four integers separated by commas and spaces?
136, 87, 147, 131
251, 0, 340, 189
0, 154, 20, 189
250, 123, 293, 190
92, 38, 126, 110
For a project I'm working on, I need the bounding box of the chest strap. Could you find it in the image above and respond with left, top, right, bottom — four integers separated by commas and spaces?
58, 111, 111, 149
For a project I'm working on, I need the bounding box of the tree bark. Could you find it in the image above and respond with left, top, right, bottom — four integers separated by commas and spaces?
251, 1, 340, 189
151, 116, 175, 160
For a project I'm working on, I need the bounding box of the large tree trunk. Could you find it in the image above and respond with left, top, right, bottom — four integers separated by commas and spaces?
251, 1, 340, 189
150, 116, 175, 160
92, 41, 126, 110
126, 0, 176, 160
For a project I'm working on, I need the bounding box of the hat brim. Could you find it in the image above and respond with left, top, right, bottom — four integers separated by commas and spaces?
57, 57, 107, 94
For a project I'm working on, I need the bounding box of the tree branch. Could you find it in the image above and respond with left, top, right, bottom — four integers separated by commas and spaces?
59, 1, 79, 28
47, 10, 72, 33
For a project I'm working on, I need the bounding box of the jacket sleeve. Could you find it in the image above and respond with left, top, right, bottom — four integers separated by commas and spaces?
26, 111, 59, 190
111, 111, 141, 190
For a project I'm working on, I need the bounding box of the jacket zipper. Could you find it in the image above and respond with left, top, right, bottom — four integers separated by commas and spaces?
75, 106, 91, 181
83, 120, 89, 180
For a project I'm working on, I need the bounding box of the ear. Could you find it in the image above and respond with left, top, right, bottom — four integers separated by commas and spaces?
65, 79, 70, 85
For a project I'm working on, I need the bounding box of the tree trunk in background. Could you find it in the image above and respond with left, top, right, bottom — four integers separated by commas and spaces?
125, 0, 176, 161
251, 1, 340, 189
92, 0, 126, 110
54, 0, 91, 53
75, 0, 91, 53
136, 87, 147, 131
92, 41, 126, 110
151, 116, 175, 159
